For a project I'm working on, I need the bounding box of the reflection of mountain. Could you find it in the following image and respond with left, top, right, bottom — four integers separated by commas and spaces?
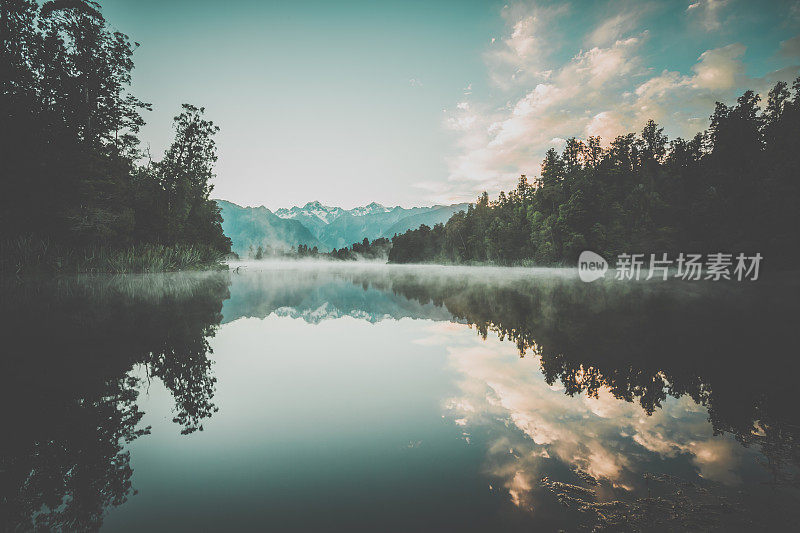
221, 267, 453, 324
0, 273, 230, 531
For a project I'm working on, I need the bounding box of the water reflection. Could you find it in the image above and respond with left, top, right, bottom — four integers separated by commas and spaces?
1, 264, 798, 531
0, 273, 230, 530
375, 267, 800, 529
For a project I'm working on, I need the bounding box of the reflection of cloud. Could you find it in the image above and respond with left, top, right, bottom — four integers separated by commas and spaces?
414, 321, 469, 346
688, 440, 742, 484
443, 330, 753, 509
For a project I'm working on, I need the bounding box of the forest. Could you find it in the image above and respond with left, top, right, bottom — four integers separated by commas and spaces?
0, 0, 230, 274
245, 237, 391, 261
389, 81, 800, 268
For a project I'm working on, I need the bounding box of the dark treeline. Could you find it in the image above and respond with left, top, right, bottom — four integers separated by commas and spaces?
389, 82, 800, 267
245, 237, 391, 261
1, 0, 230, 273
327, 236, 390, 260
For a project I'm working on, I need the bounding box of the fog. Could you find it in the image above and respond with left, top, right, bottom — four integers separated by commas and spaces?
228, 258, 577, 282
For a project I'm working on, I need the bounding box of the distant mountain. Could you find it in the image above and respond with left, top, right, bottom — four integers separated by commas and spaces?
217, 200, 322, 256
275, 201, 346, 227
217, 199, 470, 254
381, 204, 469, 239
348, 201, 391, 217
317, 211, 389, 250
275, 200, 391, 222
312, 204, 467, 249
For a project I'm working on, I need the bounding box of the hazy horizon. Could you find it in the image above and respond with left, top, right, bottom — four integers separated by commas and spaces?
214, 197, 471, 211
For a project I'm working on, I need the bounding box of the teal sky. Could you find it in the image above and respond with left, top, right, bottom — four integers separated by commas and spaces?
103, 0, 800, 209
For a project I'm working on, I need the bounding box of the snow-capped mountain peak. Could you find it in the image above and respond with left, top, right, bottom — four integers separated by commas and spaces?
275, 201, 344, 224
349, 202, 390, 217
218, 198, 470, 253
302, 200, 326, 210
275, 201, 391, 224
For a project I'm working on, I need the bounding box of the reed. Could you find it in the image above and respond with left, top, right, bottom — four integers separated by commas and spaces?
0, 237, 227, 276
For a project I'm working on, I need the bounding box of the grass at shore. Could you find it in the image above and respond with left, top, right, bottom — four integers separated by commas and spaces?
1, 237, 228, 276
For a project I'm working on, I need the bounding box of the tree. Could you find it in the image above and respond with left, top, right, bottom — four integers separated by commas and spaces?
1, 1, 229, 262
389, 80, 800, 268
155, 104, 230, 252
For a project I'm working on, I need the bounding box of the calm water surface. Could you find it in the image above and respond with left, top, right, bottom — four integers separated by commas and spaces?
2, 262, 799, 531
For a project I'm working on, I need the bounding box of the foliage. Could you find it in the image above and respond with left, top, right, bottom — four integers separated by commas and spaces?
0, 0, 230, 269
0, 237, 227, 275
389, 82, 800, 268
242, 236, 392, 261
327, 237, 391, 260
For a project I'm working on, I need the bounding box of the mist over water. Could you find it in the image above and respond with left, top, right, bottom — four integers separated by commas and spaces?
2, 263, 799, 531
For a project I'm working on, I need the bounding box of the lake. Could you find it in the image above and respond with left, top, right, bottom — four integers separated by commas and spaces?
2, 262, 799, 531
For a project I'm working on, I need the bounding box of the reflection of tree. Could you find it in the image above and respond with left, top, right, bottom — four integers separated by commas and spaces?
150, 345, 219, 435
541, 473, 754, 531
141, 295, 225, 434
380, 272, 800, 488
1, 375, 147, 531
0, 273, 229, 530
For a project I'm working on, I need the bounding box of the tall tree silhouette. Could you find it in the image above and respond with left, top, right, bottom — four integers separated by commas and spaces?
1, 0, 229, 261
390, 80, 800, 268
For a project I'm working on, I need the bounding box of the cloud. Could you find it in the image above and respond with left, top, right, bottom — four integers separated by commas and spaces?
778, 34, 800, 59
791, 2, 800, 24
436, 32, 648, 202
686, 0, 731, 31
422, 1, 800, 205
691, 43, 746, 90
485, 3, 569, 89
585, 110, 628, 140
587, 3, 653, 47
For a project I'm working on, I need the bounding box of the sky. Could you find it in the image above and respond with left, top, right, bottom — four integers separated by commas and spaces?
103, 0, 800, 209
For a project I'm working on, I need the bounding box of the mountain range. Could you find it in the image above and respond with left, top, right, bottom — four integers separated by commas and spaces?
217, 199, 469, 256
